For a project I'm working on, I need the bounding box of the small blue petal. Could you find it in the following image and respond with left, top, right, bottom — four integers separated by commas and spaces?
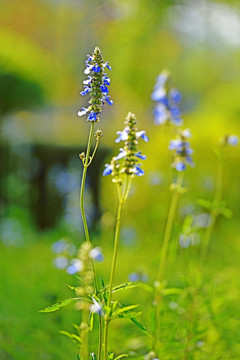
105, 95, 113, 105
100, 85, 109, 94
116, 148, 127, 160
228, 135, 238, 146
169, 88, 182, 104
136, 131, 149, 142
134, 165, 144, 176
92, 65, 101, 73
103, 164, 113, 176
136, 151, 147, 160
88, 111, 97, 122
175, 162, 186, 171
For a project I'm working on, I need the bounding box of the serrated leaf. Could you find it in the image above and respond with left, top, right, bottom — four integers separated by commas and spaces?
59, 330, 82, 344
111, 282, 140, 293
39, 297, 80, 313
114, 354, 128, 360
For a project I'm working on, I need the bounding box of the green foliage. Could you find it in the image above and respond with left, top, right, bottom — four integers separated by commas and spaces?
39, 297, 81, 313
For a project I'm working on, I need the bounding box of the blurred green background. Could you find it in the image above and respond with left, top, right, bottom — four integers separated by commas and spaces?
0, 0, 240, 359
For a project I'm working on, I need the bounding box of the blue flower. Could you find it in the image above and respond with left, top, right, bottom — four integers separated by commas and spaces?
92, 65, 101, 73
89, 247, 104, 262
179, 234, 191, 248
90, 298, 104, 315
152, 70, 183, 126
136, 131, 149, 142
103, 61, 112, 70
227, 135, 238, 146
175, 162, 186, 171
80, 86, 91, 96
78, 107, 90, 116
115, 129, 129, 143
100, 85, 109, 93
103, 164, 113, 176
78, 47, 113, 122
105, 95, 113, 105
88, 111, 98, 122
136, 151, 147, 160
67, 259, 83, 274
116, 148, 127, 160
134, 165, 144, 176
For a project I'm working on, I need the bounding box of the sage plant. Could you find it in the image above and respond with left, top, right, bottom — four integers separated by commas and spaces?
40, 47, 113, 360
103, 112, 148, 359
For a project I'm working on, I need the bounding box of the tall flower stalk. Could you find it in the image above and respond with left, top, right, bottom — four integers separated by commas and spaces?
152, 128, 194, 355
102, 112, 148, 360
201, 135, 238, 263
77, 46, 113, 360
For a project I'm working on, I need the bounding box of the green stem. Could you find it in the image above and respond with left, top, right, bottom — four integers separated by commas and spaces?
201, 150, 224, 263
80, 122, 95, 244
79, 123, 98, 360
104, 176, 131, 360
152, 171, 184, 353
98, 315, 103, 360
157, 171, 184, 282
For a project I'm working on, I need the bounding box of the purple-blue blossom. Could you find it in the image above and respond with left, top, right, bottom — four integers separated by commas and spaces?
169, 129, 194, 171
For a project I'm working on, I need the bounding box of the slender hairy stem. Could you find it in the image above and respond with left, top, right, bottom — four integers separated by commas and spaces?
104, 176, 131, 360
152, 171, 184, 352
201, 149, 224, 263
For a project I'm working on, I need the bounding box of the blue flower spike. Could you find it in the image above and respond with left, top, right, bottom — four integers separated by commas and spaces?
78, 46, 113, 122
103, 112, 148, 180
169, 129, 194, 171
152, 70, 183, 126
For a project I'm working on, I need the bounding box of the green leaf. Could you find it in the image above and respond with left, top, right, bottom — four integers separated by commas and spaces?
162, 288, 182, 296
113, 305, 139, 317
117, 312, 142, 319
89, 310, 94, 331
76, 354, 81, 360
90, 353, 97, 360
130, 316, 151, 337
114, 354, 128, 360
197, 198, 213, 210
39, 297, 80, 313
59, 330, 82, 344
111, 282, 140, 293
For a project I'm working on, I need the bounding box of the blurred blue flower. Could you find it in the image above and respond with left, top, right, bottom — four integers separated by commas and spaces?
90, 298, 103, 315
227, 135, 238, 146
89, 247, 104, 262
51, 239, 68, 253
53, 256, 69, 269
67, 259, 83, 274
169, 129, 194, 171
152, 70, 183, 126
179, 234, 191, 248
